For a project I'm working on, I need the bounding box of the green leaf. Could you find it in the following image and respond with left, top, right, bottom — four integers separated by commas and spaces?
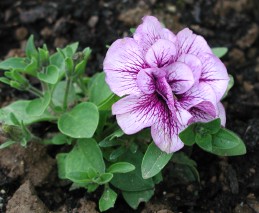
75, 59, 86, 75
56, 153, 68, 179
210, 128, 246, 156
25, 35, 38, 58
141, 142, 173, 179
99, 188, 117, 212
198, 118, 221, 134
107, 162, 135, 174
0, 77, 10, 84
93, 173, 113, 185
172, 152, 200, 182
111, 150, 154, 191
38, 47, 49, 65
0, 140, 16, 149
222, 74, 234, 99
122, 189, 154, 209
0, 57, 27, 71
50, 51, 65, 77
179, 123, 196, 146
24, 56, 38, 76
37, 65, 59, 84
212, 47, 228, 58
109, 146, 126, 160
65, 139, 105, 175
58, 102, 99, 138
130, 28, 136, 34
0, 100, 55, 125
26, 92, 51, 116
88, 72, 113, 106
66, 171, 92, 184
98, 94, 120, 111
99, 129, 124, 147
52, 81, 76, 107
66, 42, 79, 55
65, 57, 74, 76
195, 133, 212, 152
48, 133, 72, 145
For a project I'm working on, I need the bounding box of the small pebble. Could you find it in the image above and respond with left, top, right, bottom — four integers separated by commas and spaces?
88, 16, 99, 28
15, 27, 28, 41
0, 189, 5, 194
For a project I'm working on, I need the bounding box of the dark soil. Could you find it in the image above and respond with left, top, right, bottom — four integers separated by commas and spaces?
0, 0, 259, 212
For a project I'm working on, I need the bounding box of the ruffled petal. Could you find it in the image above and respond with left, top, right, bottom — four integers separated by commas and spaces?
179, 82, 217, 111
134, 16, 164, 52
103, 37, 145, 96
151, 119, 185, 153
176, 28, 212, 56
177, 53, 202, 82
167, 62, 195, 94
199, 53, 229, 101
145, 39, 177, 68
136, 68, 156, 94
112, 94, 158, 134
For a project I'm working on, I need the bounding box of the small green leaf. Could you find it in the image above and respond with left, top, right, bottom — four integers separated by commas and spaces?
26, 92, 51, 116
65, 139, 105, 175
93, 173, 113, 185
212, 47, 228, 58
66, 42, 79, 55
122, 189, 154, 209
179, 123, 196, 146
75, 59, 86, 75
130, 28, 136, 34
111, 150, 154, 191
56, 153, 68, 179
222, 74, 234, 99
65, 57, 74, 76
37, 65, 59, 84
0, 77, 10, 84
99, 188, 117, 212
0, 140, 16, 149
88, 72, 113, 106
49, 133, 72, 145
66, 172, 92, 184
0, 57, 27, 71
25, 35, 38, 58
9, 113, 20, 125
38, 47, 49, 65
210, 128, 246, 156
52, 81, 76, 107
198, 118, 221, 134
98, 94, 120, 111
141, 142, 173, 179
24, 56, 38, 76
172, 152, 200, 182
109, 146, 126, 160
195, 133, 212, 152
58, 102, 99, 138
107, 162, 135, 174
0, 100, 55, 125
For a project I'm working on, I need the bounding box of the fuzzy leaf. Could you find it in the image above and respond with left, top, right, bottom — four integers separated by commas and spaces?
58, 102, 99, 138
141, 142, 173, 179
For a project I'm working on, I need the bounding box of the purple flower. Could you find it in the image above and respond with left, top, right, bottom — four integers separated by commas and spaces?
103, 16, 229, 153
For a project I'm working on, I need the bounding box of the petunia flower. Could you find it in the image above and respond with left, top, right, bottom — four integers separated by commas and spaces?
103, 16, 229, 153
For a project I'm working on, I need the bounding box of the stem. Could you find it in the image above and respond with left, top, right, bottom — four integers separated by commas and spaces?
27, 86, 43, 97
63, 77, 72, 110
78, 78, 87, 95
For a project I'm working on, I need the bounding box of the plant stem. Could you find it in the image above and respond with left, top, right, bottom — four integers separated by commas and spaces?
27, 85, 43, 97
77, 78, 87, 95
63, 77, 72, 110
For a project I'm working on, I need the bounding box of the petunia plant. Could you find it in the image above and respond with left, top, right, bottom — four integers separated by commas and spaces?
0, 16, 245, 211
